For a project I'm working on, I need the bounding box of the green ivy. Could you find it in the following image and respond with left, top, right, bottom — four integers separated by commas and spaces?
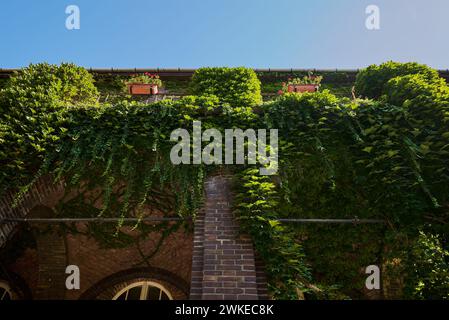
405, 230, 449, 299
355, 61, 439, 99
190, 67, 262, 107
1, 62, 448, 299
0, 62, 99, 112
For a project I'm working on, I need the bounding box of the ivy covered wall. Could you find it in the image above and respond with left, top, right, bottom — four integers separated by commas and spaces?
0, 63, 448, 300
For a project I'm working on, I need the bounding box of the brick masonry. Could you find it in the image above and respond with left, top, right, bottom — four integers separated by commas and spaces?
64, 223, 192, 300
0, 176, 65, 248
34, 228, 67, 299
1, 174, 268, 300
190, 175, 264, 300
6, 222, 193, 300
1, 176, 193, 300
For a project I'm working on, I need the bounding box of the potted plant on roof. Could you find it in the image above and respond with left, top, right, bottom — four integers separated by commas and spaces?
125, 72, 162, 95
280, 74, 323, 94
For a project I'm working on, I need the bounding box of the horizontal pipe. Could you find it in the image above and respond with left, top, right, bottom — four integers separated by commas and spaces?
0, 217, 383, 224
276, 218, 384, 224
0, 217, 190, 224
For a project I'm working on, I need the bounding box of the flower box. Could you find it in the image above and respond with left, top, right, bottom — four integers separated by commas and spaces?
127, 83, 158, 95
288, 84, 319, 93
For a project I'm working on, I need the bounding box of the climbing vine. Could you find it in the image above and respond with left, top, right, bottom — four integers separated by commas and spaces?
1, 64, 448, 299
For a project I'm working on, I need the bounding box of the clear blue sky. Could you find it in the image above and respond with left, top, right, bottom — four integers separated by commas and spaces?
0, 0, 448, 69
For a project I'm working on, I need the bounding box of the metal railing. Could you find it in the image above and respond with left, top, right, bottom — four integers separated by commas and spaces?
0, 216, 384, 224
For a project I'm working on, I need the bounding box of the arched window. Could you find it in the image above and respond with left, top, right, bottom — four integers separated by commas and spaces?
0, 281, 13, 301
112, 281, 172, 300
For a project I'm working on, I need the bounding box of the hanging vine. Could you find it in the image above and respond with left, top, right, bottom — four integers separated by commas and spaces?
1, 65, 448, 299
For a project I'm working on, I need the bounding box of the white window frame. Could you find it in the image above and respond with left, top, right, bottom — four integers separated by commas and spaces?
0, 281, 13, 300
112, 281, 173, 300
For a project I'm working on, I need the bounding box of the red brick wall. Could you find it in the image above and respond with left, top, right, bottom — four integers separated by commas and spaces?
8, 248, 39, 296
5, 222, 193, 300
2, 174, 268, 300
65, 224, 192, 299
1, 176, 193, 300
0, 176, 65, 248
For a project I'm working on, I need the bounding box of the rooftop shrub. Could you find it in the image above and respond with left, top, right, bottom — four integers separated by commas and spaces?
0, 62, 99, 113
190, 67, 262, 107
355, 61, 440, 99
262, 90, 341, 136
382, 74, 449, 107
0, 63, 99, 190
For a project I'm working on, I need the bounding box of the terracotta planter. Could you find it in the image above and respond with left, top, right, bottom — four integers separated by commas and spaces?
127, 83, 159, 95
287, 84, 319, 93
151, 85, 158, 95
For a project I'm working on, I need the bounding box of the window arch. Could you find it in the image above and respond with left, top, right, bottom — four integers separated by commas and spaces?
0, 281, 13, 300
112, 281, 172, 300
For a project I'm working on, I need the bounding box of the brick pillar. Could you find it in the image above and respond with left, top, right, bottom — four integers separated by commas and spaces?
34, 229, 67, 299
190, 208, 205, 299
30, 206, 68, 299
254, 253, 269, 299
190, 175, 260, 300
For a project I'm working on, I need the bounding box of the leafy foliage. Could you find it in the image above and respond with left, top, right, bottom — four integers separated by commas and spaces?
0, 63, 99, 193
1, 92, 258, 249
0, 62, 99, 112
234, 168, 310, 299
382, 74, 449, 106
355, 61, 439, 99
6, 97, 223, 244
260, 89, 448, 298
1, 62, 448, 299
285, 75, 323, 86
234, 168, 346, 299
190, 67, 262, 107
405, 231, 449, 299
125, 73, 162, 86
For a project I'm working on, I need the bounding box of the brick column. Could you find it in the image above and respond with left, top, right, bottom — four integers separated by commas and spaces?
30, 206, 68, 300
190, 175, 260, 300
34, 228, 68, 299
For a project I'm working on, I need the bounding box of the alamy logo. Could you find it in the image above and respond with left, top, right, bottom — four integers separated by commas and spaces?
365, 5, 380, 30
170, 121, 278, 175
65, 5, 80, 30
365, 265, 380, 290
65, 265, 80, 290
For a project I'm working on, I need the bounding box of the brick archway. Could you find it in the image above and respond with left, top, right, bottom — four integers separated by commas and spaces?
0, 176, 65, 248
0, 177, 67, 299
79, 267, 190, 300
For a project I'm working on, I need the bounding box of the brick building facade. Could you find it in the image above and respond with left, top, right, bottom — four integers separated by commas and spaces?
0, 175, 268, 300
